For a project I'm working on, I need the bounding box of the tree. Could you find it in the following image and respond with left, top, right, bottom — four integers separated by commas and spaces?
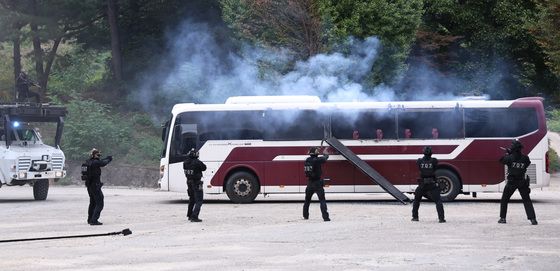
531, 0, 560, 78
1, 0, 105, 99
322, 0, 424, 86
107, 0, 122, 80
222, 0, 324, 59
420, 0, 559, 99
0, 1, 33, 97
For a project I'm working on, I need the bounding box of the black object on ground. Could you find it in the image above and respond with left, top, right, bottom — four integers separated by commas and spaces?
0, 228, 132, 243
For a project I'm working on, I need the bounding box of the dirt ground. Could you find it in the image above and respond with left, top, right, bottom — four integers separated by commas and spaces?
1, 132, 559, 270
1, 176, 560, 271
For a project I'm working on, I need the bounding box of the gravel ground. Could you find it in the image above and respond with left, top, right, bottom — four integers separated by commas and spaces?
1, 175, 559, 271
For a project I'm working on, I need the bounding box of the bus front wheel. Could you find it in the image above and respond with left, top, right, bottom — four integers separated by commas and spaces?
435, 169, 461, 202
225, 172, 260, 203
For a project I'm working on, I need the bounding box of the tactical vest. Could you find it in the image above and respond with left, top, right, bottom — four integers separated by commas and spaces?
418, 157, 436, 178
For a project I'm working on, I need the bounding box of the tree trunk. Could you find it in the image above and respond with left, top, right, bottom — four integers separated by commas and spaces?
107, 0, 123, 81
43, 36, 63, 92
12, 34, 22, 101
30, 0, 46, 92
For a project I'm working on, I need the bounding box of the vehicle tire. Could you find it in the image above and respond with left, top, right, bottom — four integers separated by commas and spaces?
225, 171, 260, 203
435, 169, 461, 202
33, 179, 49, 200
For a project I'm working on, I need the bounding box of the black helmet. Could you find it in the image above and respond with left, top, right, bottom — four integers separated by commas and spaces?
308, 147, 319, 156
423, 146, 432, 156
187, 148, 199, 158
510, 139, 523, 152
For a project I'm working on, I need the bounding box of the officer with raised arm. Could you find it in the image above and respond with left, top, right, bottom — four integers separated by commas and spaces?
303, 146, 330, 221
85, 148, 112, 226
183, 148, 207, 222
498, 139, 537, 225
412, 146, 445, 223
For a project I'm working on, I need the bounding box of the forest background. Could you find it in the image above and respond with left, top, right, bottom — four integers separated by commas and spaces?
1, 0, 560, 185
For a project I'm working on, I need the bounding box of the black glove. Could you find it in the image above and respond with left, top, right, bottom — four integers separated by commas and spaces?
107, 155, 113, 161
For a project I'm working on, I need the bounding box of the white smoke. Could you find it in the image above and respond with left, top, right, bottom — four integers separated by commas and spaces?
134, 21, 395, 115
133, 20, 477, 118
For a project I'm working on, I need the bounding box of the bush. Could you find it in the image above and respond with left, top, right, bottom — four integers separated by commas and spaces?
547, 109, 560, 132
62, 99, 131, 160
60, 98, 162, 166
548, 147, 560, 173
48, 48, 110, 99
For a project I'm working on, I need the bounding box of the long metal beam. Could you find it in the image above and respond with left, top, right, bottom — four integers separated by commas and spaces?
324, 137, 410, 204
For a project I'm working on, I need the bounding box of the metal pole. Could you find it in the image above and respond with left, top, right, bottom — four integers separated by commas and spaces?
0, 228, 132, 243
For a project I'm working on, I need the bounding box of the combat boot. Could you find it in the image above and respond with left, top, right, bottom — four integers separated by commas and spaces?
439, 219, 446, 223
89, 221, 103, 226
191, 218, 202, 222
411, 217, 419, 222
530, 219, 538, 225
498, 218, 506, 224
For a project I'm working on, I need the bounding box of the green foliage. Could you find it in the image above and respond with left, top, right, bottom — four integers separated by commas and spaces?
422, 0, 558, 99
323, 0, 424, 85
0, 43, 14, 101
547, 109, 560, 132
221, 0, 325, 58
60, 97, 161, 165
548, 147, 560, 173
531, 0, 560, 78
48, 48, 111, 99
61, 98, 161, 165
62, 99, 131, 160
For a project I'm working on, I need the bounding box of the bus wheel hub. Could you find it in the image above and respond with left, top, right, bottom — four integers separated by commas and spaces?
234, 179, 251, 196
438, 178, 451, 194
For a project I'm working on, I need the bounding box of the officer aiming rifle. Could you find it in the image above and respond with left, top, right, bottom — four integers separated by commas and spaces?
16, 71, 41, 103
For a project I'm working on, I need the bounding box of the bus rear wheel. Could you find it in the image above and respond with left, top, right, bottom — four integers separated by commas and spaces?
225, 172, 260, 203
435, 169, 461, 201
33, 179, 49, 200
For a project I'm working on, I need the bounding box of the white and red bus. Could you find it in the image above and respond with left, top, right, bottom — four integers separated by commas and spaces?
159, 96, 550, 202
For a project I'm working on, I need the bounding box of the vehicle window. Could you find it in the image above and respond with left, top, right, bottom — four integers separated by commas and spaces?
176, 111, 264, 142
398, 109, 463, 139
465, 108, 538, 137
16, 129, 38, 141
331, 110, 396, 139
263, 110, 324, 140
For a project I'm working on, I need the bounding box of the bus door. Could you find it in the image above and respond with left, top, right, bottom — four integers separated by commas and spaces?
168, 123, 199, 192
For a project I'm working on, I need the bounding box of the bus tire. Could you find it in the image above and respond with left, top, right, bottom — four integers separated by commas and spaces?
33, 179, 49, 200
435, 169, 461, 202
225, 171, 260, 203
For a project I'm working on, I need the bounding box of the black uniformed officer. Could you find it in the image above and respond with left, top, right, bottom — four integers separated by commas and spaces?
16, 71, 41, 103
498, 140, 537, 225
303, 147, 330, 221
183, 148, 207, 222
85, 148, 112, 225
412, 146, 445, 223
